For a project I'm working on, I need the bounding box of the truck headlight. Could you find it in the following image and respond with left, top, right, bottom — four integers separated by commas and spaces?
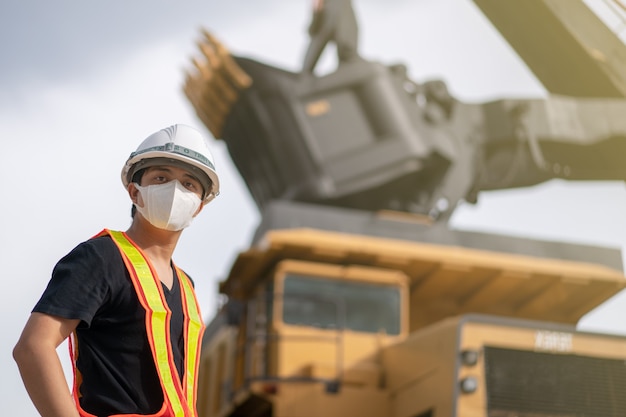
459, 376, 478, 394
460, 349, 479, 366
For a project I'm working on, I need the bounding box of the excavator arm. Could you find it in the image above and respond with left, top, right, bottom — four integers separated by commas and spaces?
183, 0, 626, 222
473, 0, 626, 98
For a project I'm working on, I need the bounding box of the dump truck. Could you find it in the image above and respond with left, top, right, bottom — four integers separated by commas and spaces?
183, 1, 626, 416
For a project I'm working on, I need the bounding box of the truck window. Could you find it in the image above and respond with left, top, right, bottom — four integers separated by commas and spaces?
282, 274, 401, 335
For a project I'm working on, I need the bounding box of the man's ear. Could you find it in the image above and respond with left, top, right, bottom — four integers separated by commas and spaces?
128, 183, 141, 206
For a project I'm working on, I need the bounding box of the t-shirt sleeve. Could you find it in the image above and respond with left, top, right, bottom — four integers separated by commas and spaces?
33, 237, 118, 327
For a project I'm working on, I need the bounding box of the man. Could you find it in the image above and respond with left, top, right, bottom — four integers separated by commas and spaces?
302, 0, 360, 73
13, 124, 219, 417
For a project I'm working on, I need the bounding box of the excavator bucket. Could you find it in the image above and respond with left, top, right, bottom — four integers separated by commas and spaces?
185, 32, 459, 216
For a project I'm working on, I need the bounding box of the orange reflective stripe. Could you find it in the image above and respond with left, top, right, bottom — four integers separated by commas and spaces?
102, 229, 205, 417
177, 271, 205, 416
177, 266, 205, 411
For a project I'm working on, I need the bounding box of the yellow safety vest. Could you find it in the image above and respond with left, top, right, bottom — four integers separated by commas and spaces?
70, 229, 205, 417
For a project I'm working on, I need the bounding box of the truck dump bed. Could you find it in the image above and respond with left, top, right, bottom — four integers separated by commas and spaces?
221, 227, 626, 330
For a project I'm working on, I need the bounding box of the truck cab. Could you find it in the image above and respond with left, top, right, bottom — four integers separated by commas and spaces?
198, 253, 407, 417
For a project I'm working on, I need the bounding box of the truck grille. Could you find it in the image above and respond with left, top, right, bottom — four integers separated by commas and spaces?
484, 346, 626, 417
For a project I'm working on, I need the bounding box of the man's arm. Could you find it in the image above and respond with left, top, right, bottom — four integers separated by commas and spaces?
13, 312, 81, 417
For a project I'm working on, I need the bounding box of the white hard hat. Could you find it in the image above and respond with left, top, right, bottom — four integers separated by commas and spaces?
121, 124, 220, 203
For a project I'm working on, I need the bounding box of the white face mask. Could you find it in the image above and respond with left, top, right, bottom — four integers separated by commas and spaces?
134, 180, 202, 231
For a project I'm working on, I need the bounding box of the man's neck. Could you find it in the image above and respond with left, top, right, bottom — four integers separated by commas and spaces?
125, 219, 182, 290
125, 218, 181, 263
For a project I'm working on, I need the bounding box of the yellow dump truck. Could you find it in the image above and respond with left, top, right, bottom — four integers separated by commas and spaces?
197, 226, 626, 417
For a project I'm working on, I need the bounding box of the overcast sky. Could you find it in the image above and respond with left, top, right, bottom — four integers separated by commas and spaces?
2, 1, 626, 415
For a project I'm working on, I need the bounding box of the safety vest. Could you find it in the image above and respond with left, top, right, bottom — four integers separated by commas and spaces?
70, 229, 206, 417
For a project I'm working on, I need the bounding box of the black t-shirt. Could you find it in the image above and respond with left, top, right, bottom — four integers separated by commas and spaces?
33, 235, 187, 417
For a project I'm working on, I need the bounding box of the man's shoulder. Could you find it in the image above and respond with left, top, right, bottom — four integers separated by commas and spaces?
35, 233, 129, 323
71, 233, 118, 257
57, 233, 124, 274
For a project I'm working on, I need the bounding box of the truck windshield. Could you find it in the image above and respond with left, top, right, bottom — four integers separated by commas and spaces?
282, 274, 401, 335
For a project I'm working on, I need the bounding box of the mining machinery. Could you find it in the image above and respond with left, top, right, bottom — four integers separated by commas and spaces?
184, 1, 626, 416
